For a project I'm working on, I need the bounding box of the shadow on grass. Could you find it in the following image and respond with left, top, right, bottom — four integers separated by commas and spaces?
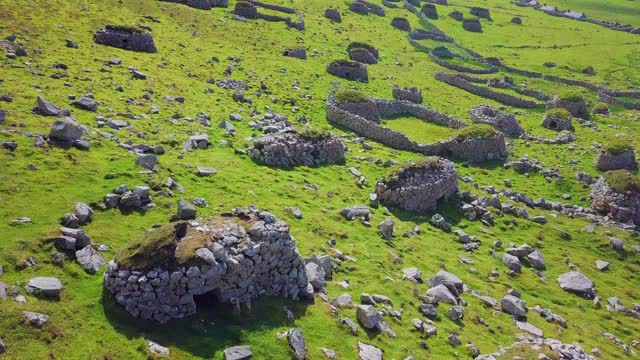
102, 289, 312, 358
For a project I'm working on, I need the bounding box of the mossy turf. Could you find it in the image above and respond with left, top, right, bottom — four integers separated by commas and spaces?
545, 108, 571, 118
0, 0, 639, 359
333, 88, 369, 103
602, 138, 631, 155
603, 170, 640, 193
454, 124, 500, 141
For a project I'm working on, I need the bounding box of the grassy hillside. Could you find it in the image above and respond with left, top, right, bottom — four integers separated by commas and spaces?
0, 0, 639, 359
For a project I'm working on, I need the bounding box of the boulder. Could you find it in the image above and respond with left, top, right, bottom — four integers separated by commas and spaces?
283, 48, 307, 60
305, 262, 326, 290
462, 18, 482, 32
75, 245, 106, 274
25, 277, 62, 298
426, 284, 457, 304
325, 9, 342, 22
391, 17, 411, 31
72, 95, 97, 112
557, 271, 595, 299
287, 328, 306, 360
358, 342, 382, 360
234, 1, 258, 19
527, 250, 546, 270
377, 218, 394, 240
147, 340, 170, 358
503, 253, 521, 273
177, 200, 197, 220
35, 96, 70, 116
75, 202, 93, 225
500, 295, 527, 318
23, 311, 49, 327
340, 205, 370, 220
223, 346, 253, 360
356, 304, 381, 329
48, 118, 86, 146
136, 154, 158, 170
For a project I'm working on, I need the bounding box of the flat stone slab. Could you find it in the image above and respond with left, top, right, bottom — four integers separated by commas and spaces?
25, 277, 62, 298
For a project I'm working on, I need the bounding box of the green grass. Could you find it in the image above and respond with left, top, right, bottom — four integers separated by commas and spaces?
559, 90, 584, 102
603, 170, 640, 193
116, 223, 179, 270
545, 108, 571, 118
334, 88, 369, 103
0, 0, 639, 359
602, 138, 631, 155
454, 124, 500, 141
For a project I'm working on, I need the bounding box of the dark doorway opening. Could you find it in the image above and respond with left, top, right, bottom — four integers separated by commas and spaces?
193, 290, 220, 311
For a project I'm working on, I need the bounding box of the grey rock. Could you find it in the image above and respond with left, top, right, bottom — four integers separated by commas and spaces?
402, 267, 422, 282
147, 340, 170, 358
25, 277, 62, 298
223, 345, 252, 360
287, 328, 306, 360
501, 295, 527, 318
358, 342, 382, 360
557, 271, 596, 299
377, 218, 394, 240
72, 95, 97, 112
197, 167, 217, 176
305, 262, 326, 291
595, 260, 609, 271
503, 253, 521, 273
75, 202, 93, 225
75, 245, 106, 274
340, 205, 370, 221
356, 304, 381, 329
177, 200, 197, 220
135, 154, 158, 170
527, 250, 546, 270
426, 284, 457, 304
23, 311, 49, 327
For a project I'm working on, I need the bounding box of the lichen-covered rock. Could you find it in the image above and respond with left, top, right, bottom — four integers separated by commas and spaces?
469, 104, 524, 137
327, 60, 368, 82
93, 26, 157, 53
594, 146, 637, 171
248, 132, 345, 168
392, 85, 422, 104
375, 157, 458, 213
104, 207, 310, 323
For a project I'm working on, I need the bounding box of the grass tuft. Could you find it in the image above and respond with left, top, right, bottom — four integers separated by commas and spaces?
454, 124, 499, 142
603, 170, 640, 193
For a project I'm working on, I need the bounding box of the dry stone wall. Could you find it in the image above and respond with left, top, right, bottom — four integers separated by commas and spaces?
93, 26, 157, 53
104, 207, 311, 323
594, 148, 637, 171
248, 132, 345, 168
591, 178, 640, 226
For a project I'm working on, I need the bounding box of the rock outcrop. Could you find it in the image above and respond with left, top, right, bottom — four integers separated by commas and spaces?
392, 85, 423, 104
375, 157, 459, 213
248, 131, 345, 168
104, 207, 311, 323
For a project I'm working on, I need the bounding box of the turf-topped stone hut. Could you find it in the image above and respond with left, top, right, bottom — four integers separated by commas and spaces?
327, 60, 368, 82
591, 170, 640, 226
468, 104, 523, 137
325, 8, 342, 22
248, 130, 345, 168
234, 1, 258, 18
470, 7, 491, 19
592, 102, 610, 116
546, 93, 588, 118
392, 85, 423, 104
594, 139, 637, 171
375, 157, 459, 212
93, 26, 157, 53
391, 17, 411, 31
462, 18, 482, 32
443, 124, 507, 162
104, 207, 311, 323
347, 42, 379, 64
421, 4, 438, 19
542, 108, 573, 131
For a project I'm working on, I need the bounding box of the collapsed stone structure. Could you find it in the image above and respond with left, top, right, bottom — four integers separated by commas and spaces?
598, 89, 640, 110
468, 104, 524, 137
421, 4, 438, 19
392, 85, 422, 104
248, 131, 345, 168
325, 8, 342, 22
327, 60, 368, 82
375, 157, 459, 212
545, 95, 588, 118
594, 145, 637, 171
233, 1, 305, 30
591, 172, 640, 226
541, 110, 573, 131
160, 0, 228, 9
470, 7, 491, 19
349, 0, 385, 16
93, 26, 157, 53
435, 72, 539, 108
347, 42, 379, 64
104, 207, 311, 323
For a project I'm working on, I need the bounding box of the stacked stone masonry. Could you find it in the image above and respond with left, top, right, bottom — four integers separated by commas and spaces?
248, 132, 345, 168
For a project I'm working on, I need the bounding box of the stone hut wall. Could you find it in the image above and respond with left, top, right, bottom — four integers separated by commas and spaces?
469, 105, 524, 137
591, 178, 640, 226
598, 90, 640, 110
326, 60, 368, 82
93, 26, 157, 53
392, 85, 423, 103
104, 208, 310, 323
542, 75, 599, 91
409, 29, 453, 42
160, 0, 228, 10
441, 135, 507, 162
375, 158, 459, 212
429, 50, 499, 73
248, 132, 345, 168
391, 17, 411, 31
470, 7, 491, 19
434, 72, 541, 108
594, 148, 638, 171
545, 96, 588, 118
462, 19, 483, 32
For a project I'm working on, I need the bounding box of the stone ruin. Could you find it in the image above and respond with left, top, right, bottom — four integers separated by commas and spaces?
594, 145, 637, 171
426, 0, 448, 5
442, 128, 507, 163
104, 207, 311, 323
462, 18, 482, 32
233, 0, 304, 30
347, 42, 379, 64
247, 131, 345, 168
591, 172, 640, 226
468, 104, 524, 137
391, 17, 411, 31
375, 157, 459, 212
421, 4, 438, 19
511, 17, 522, 24
545, 95, 588, 118
349, 0, 385, 16
541, 110, 573, 131
392, 85, 423, 104
325, 8, 341, 22
160, 0, 228, 10
93, 26, 157, 53
470, 7, 491, 19
234, 1, 258, 18
327, 60, 368, 82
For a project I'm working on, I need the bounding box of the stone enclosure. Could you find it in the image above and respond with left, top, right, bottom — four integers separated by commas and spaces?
326, 60, 368, 82
591, 174, 640, 226
104, 207, 311, 323
469, 104, 524, 137
375, 157, 459, 212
